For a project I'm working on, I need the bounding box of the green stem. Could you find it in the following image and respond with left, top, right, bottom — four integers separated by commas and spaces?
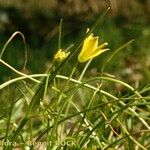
0, 31, 27, 71
78, 59, 92, 81
1, 74, 149, 130
101, 39, 135, 73
58, 19, 63, 50
0, 59, 40, 83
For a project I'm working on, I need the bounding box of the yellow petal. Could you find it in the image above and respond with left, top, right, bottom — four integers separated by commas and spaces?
86, 28, 90, 33
78, 47, 109, 62
83, 36, 98, 52
88, 48, 109, 60
78, 54, 89, 62
97, 42, 108, 49
78, 36, 98, 62
54, 49, 68, 62
78, 30, 109, 63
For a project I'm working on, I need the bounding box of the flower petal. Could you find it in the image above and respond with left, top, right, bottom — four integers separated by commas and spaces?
83, 36, 98, 53
88, 48, 109, 60
85, 42, 109, 60
54, 49, 68, 62
78, 36, 98, 62
97, 42, 108, 49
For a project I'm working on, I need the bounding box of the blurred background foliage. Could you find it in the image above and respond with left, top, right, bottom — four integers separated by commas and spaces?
0, 0, 150, 86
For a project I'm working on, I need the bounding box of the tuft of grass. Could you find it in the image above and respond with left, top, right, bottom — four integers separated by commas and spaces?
0, 9, 150, 150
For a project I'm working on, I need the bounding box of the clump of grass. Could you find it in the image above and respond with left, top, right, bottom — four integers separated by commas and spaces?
0, 8, 150, 150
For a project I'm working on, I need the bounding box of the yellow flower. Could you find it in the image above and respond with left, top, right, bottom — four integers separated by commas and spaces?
78, 31, 109, 63
54, 49, 69, 62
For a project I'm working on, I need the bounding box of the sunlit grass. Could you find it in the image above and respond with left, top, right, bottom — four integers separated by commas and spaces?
0, 9, 150, 150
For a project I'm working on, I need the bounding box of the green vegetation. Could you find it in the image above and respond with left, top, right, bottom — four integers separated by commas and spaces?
0, 2, 150, 150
